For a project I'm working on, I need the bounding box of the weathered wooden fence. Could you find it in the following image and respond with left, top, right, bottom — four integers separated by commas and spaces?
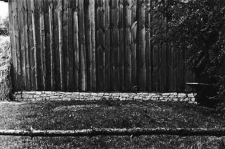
9, 0, 195, 92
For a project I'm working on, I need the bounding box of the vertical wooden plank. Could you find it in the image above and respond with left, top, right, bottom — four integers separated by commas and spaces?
111, 0, 119, 91
31, 0, 40, 90
22, 0, 30, 90
96, 0, 104, 91
137, 0, 146, 91
172, 46, 177, 91
19, 0, 27, 90
131, 0, 137, 91
58, 0, 64, 90
15, 0, 22, 90
67, 0, 74, 91
26, 0, 34, 90
105, 0, 111, 91
9, 0, 17, 91
44, 0, 51, 90
160, 14, 168, 92
73, 0, 79, 91
101, 0, 106, 91
124, 0, 132, 91
90, 0, 96, 91
53, 0, 60, 90
168, 44, 174, 91
85, 0, 93, 91
177, 48, 185, 92
49, 0, 55, 90
63, 0, 69, 91
119, 0, 124, 91
78, 0, 87, 91
152, 9, 159, 91
34, 0, 42, 90
39, 0, 46, 90
184, 49, 195, 92
145, 0, 152, 91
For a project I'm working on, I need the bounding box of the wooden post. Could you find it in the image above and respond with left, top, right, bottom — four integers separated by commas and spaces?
39, 0, 46, 90
86, 0, 92, 91
49, 0, 55, 90
73, 0, 79, 91
90, 0, 96, 91
78, 0, 87, 91
137, 0, 146, 91
105, 0, 111, 91
31, 0, 38, 90
67, 0, 74, 91
58, 0, 64, 90
145, 0, 152, 91
111, 0, 119, 91
125, 0, 133, 91
96, 0, 104, 91
119, 0, 124, 91
63, 0, 69, 91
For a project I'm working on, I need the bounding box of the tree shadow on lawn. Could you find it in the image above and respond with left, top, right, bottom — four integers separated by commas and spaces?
0, 100, 225, 148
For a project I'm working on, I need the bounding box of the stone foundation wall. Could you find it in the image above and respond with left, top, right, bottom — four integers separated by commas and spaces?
13, 91, 196, 103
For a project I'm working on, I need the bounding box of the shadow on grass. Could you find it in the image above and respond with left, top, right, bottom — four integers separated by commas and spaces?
0, 100, 225, 148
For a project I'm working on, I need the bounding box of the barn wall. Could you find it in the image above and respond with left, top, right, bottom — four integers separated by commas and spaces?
9, 0, 195, 92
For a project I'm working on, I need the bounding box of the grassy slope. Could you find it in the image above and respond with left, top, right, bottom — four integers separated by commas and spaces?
0, 100, 225, 148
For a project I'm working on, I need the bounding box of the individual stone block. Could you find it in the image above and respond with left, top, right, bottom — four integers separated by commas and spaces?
134, 96, 142, 100
62, 98, 71, 101
178, 93, 187, 97
91, 93, 98, 96
44, 91, 53, 94
40, 94, 47, 97
36, 97, 43, 101
36, 92, 42, 95
21, 95, 33, 99
50, 96, 60, 99
173, 98, 179, 102
187, 93, 194, 98
162, 93, 171, 96
151, 97, 158, 101
184, 98, 189, 102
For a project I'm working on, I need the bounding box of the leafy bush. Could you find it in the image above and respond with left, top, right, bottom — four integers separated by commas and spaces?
0, 38, 12, 100
152, 0, 225, 107
0, 16, 9, 36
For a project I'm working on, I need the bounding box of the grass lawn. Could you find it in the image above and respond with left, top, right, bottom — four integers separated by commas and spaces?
0, 100, 225, 148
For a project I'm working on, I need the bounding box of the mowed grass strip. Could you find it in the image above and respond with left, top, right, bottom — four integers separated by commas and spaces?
0, 100, 225, 148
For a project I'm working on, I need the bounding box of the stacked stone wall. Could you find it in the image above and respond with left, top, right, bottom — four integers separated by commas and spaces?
13, 91, 196, 103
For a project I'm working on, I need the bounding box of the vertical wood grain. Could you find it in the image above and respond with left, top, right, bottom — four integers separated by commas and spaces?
78, 0, 87, 91
22, 0, 30, 90
73, 0, 79, 91
67, 0, 74, 91
39, 0, 46, 90
58, 0, 64, 90
96, 0, 104, 91
105, 0, 111, 91
119, 0, 124, 91
124, 0, 132, 91
137, 0, 146, 91
49, 0, 55, 90
9, 0, 196, 92
111, 0, 119, 91
145, 0, 152, 91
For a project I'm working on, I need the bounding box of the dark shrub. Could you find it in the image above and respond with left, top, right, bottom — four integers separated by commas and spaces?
152, 0, 225, 108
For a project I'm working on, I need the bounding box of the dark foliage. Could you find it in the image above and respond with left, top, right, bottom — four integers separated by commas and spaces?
0, 16, 9, 36
152, 0, 225, 107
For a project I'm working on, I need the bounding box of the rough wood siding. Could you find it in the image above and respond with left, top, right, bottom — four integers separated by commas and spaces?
9, 0, 195, 92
